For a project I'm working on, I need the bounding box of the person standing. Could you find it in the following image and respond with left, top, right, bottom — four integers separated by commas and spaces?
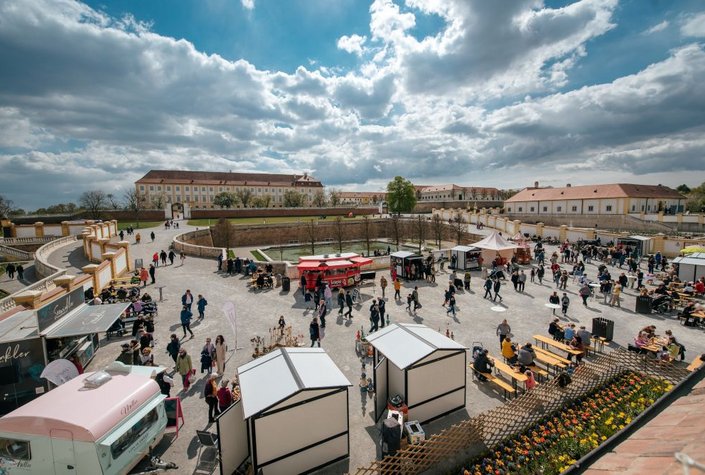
180, 305, 194, 338
369, 301, 380, 333
549, 291, 560, 315
323, 284, 332, 309
197, 294, 208, 320
380, 276, 388, 298
579, 283, 591, 307
309, 317, 321, 347
496, 319, 511, 346
201, 338, 215, 374
152, 252, 159, 268
518, 270, 526, 292
412, 286, 420, 312
166, 334, 180, 367
337, 288, 345, 315
493, 278, 503, 302
150, 231, 155, 242
204, 373, 220, 423
318, 300, 327, 328
464, 271, 471, 291
116, 343, 134, 365
393, 278, 401, 300
139, 267, 148, 287
217, 379, 234, 413
345, 290, 354, 320
537, 265, 545, 285
182, 289, 194, 311
561, 293, 570, 316
610, 282, 622, 307
149, 264, 156, 285
214, 335, 227, 374
483, 277, 493, 299
378, 297, 386, 328
446, 294, 457, 318
180, 252, 186, 266
6, 263, 15, 279
175, 348, 193, 390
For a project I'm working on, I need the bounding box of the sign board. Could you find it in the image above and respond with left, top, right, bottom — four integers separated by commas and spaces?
0, 338, 48, 415
164, 397, 184, 438
36, 288, 83, 332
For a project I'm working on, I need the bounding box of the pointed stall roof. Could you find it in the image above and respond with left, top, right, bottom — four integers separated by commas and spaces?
471, 232, 519, 251
365, 323, 466, 369
237, 348, 351, 419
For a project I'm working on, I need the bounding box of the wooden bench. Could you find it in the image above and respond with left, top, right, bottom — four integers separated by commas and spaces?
470, 366, 516, 400
686, 356, 705, 372
534, 347, 571, 365
534, 334, 584, 357
526, 364, 549, 382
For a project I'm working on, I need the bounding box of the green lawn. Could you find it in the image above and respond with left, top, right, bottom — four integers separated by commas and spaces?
117, 221, 164, 231
187, 215, 367, 226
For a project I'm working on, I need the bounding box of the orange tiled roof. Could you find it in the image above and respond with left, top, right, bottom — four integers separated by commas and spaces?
505, 184, 684, 202
136, 170, 323, 187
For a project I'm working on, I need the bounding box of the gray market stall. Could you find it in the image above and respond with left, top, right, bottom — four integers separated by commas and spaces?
390, 251, 424, 279
366, 323, 467, 424
450, 245, 482, 270
218, 348, 352, 475
672, 252, 705, 282
616, 235, 653, 258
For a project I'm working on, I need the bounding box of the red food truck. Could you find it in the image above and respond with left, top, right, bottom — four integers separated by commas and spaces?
297, 253, 373, 290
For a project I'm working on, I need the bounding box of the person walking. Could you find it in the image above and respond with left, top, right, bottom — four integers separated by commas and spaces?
16, 265, 24, 280
378, 297, 386, 328
175, 348, 193, 391
561, 293, 570, 316
6, 263, 15, 279
537, 265, 545, 285
119, 230, 124, 241
200, 338, 215, 374
204, 373, 220, 423
139, 267, 148, 287
182, 289, 194, 311
180, 252, 186, 266
380, 276, 388, 298
166, 334, 180, 367
345, 290, 353, 320
496, 319, 511, 346
610, 282, 621, 307
483, 277, 493, 299
160, 250, 167, 266
323, 284, 333, 309
214, 335, 227, 374
168, 249, 176, 265
464, 271, 471, 291
337, 288, 345, 315
493, 278, 503, 302
180, 305, 194, 339
318, 300, 327, 328
152, 252, 159, 268
549, 291, 560, 315
150, 231, 155, 242
579, 283, 591, 307
149, 264, 156, 285
518, 270, 526, 292
446, 294, 457, 317
412, 286, 421, 312
197, 294, 208, 320
309, 317, 321, 347
393, 278, 401, 300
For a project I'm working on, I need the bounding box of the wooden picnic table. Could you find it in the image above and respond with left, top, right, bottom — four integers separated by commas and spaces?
489, 356, 528, 390
534, 346, 571, 365
533, 334, 583, 356
533, 349, 567, 373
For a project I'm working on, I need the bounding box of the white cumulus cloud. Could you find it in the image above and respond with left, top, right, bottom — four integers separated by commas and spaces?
241, 0, 254, 11
681, 12, 705, 37
643, 20, 669, 35
337, 34, 367, 56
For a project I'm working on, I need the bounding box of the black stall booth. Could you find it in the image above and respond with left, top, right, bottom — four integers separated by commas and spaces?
390, 251, 424, 280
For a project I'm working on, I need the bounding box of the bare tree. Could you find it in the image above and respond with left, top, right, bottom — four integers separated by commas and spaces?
361, 215, 373, 256
312, 190, 327, 207
328, 188, 341, 207
106, 193, 120, 210
284, 190, 305, 207
387, 214, 402, 250
211, 218, 237, 250
431, 214, 444, 248
123, 188, 147, 228
333, 216, 345, 253
413, 215, 428, 253
0, 194, 14, 219
302, 219, 317, 255
451, 213, 466, 244
150, 192, 168, 210
79, 190, 108, 220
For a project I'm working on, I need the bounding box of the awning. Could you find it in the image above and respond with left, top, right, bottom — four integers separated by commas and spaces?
42, 302, 130, 339
297, 261, 322, 270
390, 251, 416, 259
350, 256, 373, 266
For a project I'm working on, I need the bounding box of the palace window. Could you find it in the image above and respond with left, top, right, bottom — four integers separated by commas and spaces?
605, 205, 612, 212
588, 206, 594, 212
571, 206, 577, 212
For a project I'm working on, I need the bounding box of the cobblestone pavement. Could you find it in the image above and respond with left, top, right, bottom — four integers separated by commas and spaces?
50, 221, 705, 474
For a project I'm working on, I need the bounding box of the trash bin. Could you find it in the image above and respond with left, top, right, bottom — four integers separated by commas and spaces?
281, 276, 290, 292
635, 296, 652, 315
592, 317, 615, 341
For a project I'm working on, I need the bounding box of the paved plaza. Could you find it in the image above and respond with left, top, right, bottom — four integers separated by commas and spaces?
49, 220, 705, 474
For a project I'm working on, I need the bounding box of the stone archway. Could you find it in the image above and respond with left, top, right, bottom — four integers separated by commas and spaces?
171, 202, 184, 220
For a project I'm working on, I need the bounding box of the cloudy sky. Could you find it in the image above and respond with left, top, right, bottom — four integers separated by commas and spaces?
1, 0, 704, 209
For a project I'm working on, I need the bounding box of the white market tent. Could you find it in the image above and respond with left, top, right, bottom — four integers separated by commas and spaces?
220, 348, 352, 475
450, 245, 482, 270
672, 252, 705, 282
366, 323, 467, 424
470, 232, 519, 265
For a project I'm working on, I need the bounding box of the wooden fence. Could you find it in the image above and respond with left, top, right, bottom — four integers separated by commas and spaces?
353, 350, 690, 475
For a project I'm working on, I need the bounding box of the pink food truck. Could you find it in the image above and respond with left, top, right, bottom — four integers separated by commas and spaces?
0, 370, 166, 474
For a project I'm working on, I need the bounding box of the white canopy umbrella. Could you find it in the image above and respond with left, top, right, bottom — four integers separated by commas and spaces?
40, 359, 79, 386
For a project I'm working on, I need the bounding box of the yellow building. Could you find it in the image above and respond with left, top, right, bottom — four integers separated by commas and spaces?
135, 170, 323, 210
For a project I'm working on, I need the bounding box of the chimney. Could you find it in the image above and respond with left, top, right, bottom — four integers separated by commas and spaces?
566, 184, 571, 187
534, 181, 539, 188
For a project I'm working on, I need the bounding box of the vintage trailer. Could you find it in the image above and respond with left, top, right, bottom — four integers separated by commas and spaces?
297, 253, 372, 290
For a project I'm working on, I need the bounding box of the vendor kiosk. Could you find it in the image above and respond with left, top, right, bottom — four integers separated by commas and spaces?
450, 245, 482, 270
366, 323, 467, 425
510, 233, 533, 265
218, 348, 351, 475
390, 251, 424, 280
471, 232, 518, 267
672, 252, 705, 282
616, 235, 652, 258
0, 371, 166, 475
297, 253, 372, 290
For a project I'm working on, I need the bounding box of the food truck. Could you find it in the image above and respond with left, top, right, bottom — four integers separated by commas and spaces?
297, 253, 373, 290
0, 370, 166, 474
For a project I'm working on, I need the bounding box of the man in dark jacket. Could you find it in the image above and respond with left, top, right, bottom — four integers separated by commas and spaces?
377, 298, 386, 328
369, 302, 380, 333
309, 317, 320, 347
345, 291, 354, 319
473, 349, 494, 381
116, 343, 134, 365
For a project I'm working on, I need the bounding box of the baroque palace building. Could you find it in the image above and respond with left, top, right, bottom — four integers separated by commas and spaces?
135, 170, 323, 209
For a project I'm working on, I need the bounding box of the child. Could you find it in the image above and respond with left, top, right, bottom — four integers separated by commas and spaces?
278, 315, 286, 335
406, 293, 412, 311
530, 267, 536, 283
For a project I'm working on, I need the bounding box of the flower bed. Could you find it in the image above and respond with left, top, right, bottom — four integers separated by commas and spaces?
463, 372, 672, 475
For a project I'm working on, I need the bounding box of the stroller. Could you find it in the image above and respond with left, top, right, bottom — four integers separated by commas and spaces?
651, 295, 672, 314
